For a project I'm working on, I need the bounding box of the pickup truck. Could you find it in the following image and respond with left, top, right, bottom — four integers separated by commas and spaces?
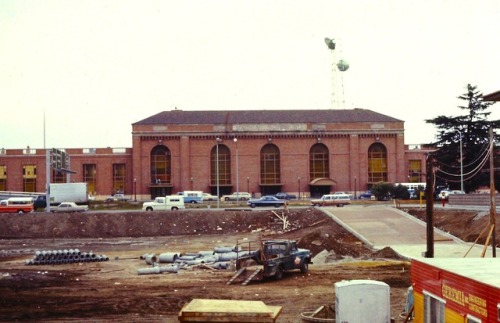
142, 195, 185, 211
0, 198, 34, 214
229, 239, 312, 285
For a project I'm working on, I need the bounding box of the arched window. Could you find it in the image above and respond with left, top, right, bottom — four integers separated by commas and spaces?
260, 144, 280, 184
368, 143, 387, 183
150, 145, 171, 184
310, 143, 329, 180
211, 144, 231, 185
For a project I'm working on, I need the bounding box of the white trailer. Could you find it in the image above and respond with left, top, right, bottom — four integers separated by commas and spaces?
49, 183, 88, 205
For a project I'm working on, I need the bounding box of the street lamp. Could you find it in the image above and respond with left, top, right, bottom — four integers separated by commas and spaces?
246, 176, 249, 193
456, 129, 464, 193
216, 137, 221, 208
298, 177, 301, 200
133, 178, 137, 201
190, 177, 193, 190
234, 138, 239, 202
354, 176, 357, 200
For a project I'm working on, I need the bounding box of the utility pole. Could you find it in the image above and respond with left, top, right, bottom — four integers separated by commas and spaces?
425, 154, 434, 258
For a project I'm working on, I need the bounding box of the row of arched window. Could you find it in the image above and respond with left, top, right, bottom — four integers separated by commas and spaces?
150, 143, 388, 186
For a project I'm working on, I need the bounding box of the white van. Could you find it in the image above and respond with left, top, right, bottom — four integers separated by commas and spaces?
142, 195, 185, 211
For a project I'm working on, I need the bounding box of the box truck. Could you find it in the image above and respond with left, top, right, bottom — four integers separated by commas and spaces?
34, 183, 88, 208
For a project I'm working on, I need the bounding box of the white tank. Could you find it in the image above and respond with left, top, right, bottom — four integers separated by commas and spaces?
335, 279, 390, 323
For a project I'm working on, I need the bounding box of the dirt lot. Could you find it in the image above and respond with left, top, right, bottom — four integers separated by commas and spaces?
0, 206, 483, 322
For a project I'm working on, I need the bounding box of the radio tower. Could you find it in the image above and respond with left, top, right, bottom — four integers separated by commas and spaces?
324, 37, 349, 109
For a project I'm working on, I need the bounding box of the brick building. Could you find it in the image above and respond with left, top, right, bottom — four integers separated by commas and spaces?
0, 108, 431, 200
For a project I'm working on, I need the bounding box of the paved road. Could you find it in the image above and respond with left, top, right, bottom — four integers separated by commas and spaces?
320, 204, 497, 259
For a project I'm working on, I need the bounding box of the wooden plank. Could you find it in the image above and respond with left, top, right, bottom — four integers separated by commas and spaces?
178, 299, 282, 322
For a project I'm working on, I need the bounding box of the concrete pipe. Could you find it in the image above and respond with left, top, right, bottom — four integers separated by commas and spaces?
145, 254, 158, 265
198, 251, 215, 257
217, 252, 238, 261
158, 252, 179, 263
199, 255, 219, 263
137, 265, 178, 275
177, 255, 197, 261
209, 262, 231, 269
214, 246, 234, 253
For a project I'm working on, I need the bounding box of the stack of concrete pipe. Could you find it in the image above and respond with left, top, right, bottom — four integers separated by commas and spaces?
136, 245, 258, 275
25, 249, 109, 266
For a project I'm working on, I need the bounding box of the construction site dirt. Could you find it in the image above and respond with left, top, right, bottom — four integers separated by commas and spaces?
0, 206, 479, 322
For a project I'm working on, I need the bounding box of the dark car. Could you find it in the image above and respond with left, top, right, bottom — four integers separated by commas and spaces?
274, 192, 297, 200
358, 191, 374, 200
247, 196, 287, 208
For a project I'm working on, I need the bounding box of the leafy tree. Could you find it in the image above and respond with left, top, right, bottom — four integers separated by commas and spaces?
426, 84, 500, 192
371, 182, 393, 200
392, 184, 410, 199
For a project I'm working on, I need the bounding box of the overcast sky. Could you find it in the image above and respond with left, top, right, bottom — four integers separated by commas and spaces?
1, 0, 500, 149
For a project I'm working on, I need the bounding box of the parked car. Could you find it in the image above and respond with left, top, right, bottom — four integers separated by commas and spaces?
106, 194, 131, 202
247, 196, 287, 208
274, 192, 297, 200
358, 191, 374, 200
202, 193, 218, 201
310, 194, 351, 207
51, 202, 89, 213
221, 192, 252, 201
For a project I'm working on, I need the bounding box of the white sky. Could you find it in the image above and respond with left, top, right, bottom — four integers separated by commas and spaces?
1, 0, 500, 149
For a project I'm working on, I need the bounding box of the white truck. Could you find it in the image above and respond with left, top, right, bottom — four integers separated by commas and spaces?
142, 195, 185, 211
34, 183, 89, 208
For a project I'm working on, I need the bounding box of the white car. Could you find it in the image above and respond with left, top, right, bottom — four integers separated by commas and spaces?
51, 202, 89, 213
220, 192, 252, 201
202, 193, 218, 201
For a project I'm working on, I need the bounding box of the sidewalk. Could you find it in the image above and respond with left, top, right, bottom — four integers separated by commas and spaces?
321, 204, 496, 259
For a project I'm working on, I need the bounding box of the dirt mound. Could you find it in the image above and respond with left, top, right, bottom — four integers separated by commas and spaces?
406, 208, 495, 245
371, 246, 407, 260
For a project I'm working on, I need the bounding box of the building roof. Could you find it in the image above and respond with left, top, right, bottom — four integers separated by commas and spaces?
483, 89, 500, 102
414, 258, 500, 288
133, 108, 403, 125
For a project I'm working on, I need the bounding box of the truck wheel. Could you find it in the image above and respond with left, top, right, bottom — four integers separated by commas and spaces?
146, 207, 153, 211
275, 266, 284, 280
17, 210, 25, 214
171, 207, 179, 211
300, 262, 309, 274
224, 197, 230, 201
250, 203, 256, 208
337, 204, 344, 207
275, 204, 281, 208
190, 201, 197, 204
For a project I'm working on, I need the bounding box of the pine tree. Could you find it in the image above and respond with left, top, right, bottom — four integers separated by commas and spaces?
426, 84, 500, 192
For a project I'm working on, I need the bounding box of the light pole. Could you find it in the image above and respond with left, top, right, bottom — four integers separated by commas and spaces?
354, 176, 357, 200
190, 177, 193, 190
234, 138, 239, 202
133, 178, 137, 201
246, 176, 249, 193
298, 177, 301, 200
456, 129, 464, 192
216, 137, 221, 209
